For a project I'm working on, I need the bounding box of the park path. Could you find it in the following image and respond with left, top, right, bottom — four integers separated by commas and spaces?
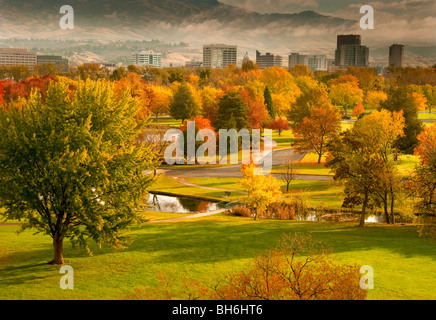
172, 176, 247, 193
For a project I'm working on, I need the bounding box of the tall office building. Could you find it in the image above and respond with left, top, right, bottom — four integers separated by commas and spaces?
389, 44, 404, 67
335, 35, 369, 68
203, 44, 237, 69
132, 50, 162, 68
256, 51, 283, 70
289, 53, 327, 71
37, 55, 69, 72
0, 48, 37, 67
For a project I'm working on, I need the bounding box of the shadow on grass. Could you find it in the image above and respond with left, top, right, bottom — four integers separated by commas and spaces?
84, 218, 436, 265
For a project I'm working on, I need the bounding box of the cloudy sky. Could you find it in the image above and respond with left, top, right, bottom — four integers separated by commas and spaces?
221, 0, 436, 46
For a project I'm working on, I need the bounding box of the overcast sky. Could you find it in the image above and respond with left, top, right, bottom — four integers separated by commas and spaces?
220, 0, 436, 46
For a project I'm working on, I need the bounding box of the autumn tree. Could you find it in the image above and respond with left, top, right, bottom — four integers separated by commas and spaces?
352, 103, 365, 118
329, 75, 364, 117
326, 110, 405, 227
380, 86, 424, 154
289, 65, 314, 78
288, 86, 332, 129
239, 163, 282, 220
364, 90, 387, 110
149, 85, 172, 121
0, 79, 157, 264
421, 84, 436, 113
268, 117, 290, 136
201, 86, 223, 124
169, 83, 201, 123
293, 106, 341, 164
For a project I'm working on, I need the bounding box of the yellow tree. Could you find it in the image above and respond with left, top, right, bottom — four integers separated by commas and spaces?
364, 90, 387, 110
329, 75, 364, 117
149, 85, 173, 121
261, 66, 300, 105
239, 163, 282, 220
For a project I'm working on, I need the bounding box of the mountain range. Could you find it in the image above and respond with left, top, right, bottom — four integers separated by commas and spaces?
0, 0, 434, 66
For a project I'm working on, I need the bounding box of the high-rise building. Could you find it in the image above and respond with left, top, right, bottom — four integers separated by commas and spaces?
289, 53, 327, 71
203, 44, 237, 69
389, 44, 404, 67
256, 51, 283, 70
132, 50, 162, 68
289, 53, 308, 68
338, 45, 369, 68
335, 34, 361, 63
37, 55, 69, 72
334, 35, 369, 68
0, 48, 37, 67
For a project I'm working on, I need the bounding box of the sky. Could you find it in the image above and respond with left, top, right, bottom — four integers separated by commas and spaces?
219, 0, 436, 47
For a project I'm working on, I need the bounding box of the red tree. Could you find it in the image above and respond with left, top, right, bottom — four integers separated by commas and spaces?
268, 118, 290, 136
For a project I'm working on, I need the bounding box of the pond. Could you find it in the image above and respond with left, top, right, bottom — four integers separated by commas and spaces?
299, 212, 388, 223
145, 193, 231, 214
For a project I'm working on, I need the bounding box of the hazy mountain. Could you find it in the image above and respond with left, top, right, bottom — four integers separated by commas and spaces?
0, 0, 433, 67
0, 0, 355, 51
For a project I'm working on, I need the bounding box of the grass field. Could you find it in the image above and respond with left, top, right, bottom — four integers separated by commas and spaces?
1, 214, 435, 300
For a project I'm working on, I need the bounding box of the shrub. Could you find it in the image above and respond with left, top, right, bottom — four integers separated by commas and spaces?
265, 198, 309, 220
126, 233, 367, 301
225, 205, 252, 217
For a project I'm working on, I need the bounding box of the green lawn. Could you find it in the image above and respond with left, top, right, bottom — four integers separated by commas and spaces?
1, 215, 435, 300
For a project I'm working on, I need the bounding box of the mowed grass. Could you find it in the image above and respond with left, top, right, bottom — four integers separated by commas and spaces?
185, 177, 344, 209
0, 215, 435, 300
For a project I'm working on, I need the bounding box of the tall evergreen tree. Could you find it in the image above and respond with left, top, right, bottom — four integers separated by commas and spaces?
264, 86, 275, 119
380, 86, 424, 154
214, 91, 249, 130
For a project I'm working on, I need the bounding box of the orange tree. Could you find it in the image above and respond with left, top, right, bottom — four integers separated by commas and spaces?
293, 105, 341, 164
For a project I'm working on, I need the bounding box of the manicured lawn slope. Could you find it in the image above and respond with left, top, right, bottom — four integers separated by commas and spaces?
1, 215, 435, 300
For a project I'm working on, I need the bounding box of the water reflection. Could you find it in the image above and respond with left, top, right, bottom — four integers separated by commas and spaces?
145, 193, 228, 213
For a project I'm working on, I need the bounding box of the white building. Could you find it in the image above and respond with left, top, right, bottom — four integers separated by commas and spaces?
0, 48, 37, 67
289, 53, 328, 71
203, 44, 237, 69
132, 50, 162, 68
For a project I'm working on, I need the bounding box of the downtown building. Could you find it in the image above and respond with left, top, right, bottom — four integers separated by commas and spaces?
256, 51, 283, 70
37, 55, 69, 72
0, 48, 37, 67
389, 44, 404, 67
335, 34, 369, 68
132, 50, 162, 68
203, 44, 237, 69
288, 53, 328, 71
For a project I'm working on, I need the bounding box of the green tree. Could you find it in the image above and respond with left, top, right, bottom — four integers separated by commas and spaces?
380, 86, 424, 154
326, 110, 405, 227
264, 86, 275, 119
169, 83, 200, 123
0, 79, 157, 264
214, 91, 249, 130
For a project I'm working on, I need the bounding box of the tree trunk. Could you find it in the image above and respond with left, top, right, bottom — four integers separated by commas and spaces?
48, 233, 65, 265
384, 191, 390, 224
359, 191, 368, 228
317, 153, 322, 164
390, 190, 395, 225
